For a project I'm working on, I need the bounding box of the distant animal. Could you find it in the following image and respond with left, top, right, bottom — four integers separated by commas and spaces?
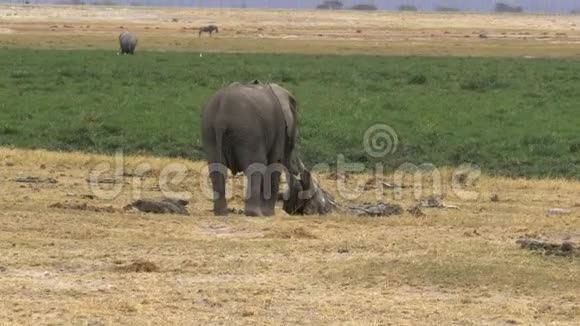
118, 31, 138, 55
199, 25, 219, 37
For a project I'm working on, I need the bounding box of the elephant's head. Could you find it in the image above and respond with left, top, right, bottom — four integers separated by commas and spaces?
281, 161, 338, 215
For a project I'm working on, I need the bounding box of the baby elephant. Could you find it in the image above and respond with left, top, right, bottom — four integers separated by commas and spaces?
118, 31, 138, 55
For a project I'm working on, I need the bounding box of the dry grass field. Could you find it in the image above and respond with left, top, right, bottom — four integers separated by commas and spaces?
1, 148, 579, 324
2, 4, 580, 57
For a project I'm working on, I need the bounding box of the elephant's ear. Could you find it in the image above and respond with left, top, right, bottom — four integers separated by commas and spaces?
268, 84, 297, 140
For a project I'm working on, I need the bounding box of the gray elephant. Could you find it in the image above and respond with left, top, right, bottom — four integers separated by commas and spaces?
201, 80, 330, 217
119, 31, 138, 55
201, 80, 297, 216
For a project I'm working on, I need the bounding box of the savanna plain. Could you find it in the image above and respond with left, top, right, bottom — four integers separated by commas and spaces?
0, 4, 579, 325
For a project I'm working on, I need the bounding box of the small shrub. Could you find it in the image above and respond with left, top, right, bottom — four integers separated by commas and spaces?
460, 75, 506, 92
56, 0, 85, 4
521, 135, 561, 156
92, 0, 117, 5
521, 135, 557, 147
10, 70, 33, 79
350, 4, 378, 11
399, 5, 418, 11
495, 3, 523, 13
0, 126, 18, 135
57, 127, 96, 148
317, 0, 343, 10
100, 124, 123, 136
58, 69, 74, 78
436, 6, 460, 12
408, 74, 427, 85
448, 142, 483, 165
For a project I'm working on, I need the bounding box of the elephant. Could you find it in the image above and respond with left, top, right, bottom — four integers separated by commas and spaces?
199, 25, 219, 37
201, 80, 331, 217
119, 31, 138, 55
282, 166, 338, 216
201, 80, 297, 216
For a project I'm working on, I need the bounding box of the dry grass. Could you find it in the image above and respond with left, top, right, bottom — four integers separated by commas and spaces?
0, 147, 579, 324
2, 4, 580, 57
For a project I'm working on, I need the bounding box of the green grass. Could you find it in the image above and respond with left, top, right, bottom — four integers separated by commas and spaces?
1, 49, 579, 178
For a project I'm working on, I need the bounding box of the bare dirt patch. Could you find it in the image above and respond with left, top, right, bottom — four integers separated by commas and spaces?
112, 260, 160, 273
0, 27, 14, 34
49, 201, 117, 213
264, 226, 318, 239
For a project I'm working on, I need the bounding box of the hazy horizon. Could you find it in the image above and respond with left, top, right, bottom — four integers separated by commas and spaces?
2, 0, 579, 13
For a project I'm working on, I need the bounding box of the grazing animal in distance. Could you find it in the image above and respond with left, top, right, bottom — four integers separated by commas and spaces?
118, 31, 138, 55
199, 25, 219, 37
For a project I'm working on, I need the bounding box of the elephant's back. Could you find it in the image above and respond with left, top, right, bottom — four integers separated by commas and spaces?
211, 84, 279, 113
119, 31, 137, 44
202, 85, 284, 134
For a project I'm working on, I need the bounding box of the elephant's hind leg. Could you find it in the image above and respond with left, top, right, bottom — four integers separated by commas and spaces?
262, 171, 280, 216
261, 165, 282, 216
242, 152, 268, 217
245, 169, 264, 217
209, 163, 228, 216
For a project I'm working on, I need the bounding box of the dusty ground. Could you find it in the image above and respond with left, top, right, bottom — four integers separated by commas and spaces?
2, 4, 580, 57
0, 147, 579, 324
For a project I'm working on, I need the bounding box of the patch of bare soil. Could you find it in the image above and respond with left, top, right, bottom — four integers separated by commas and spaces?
113, 260, 159, 273
264, 226, 317, 239
49, 201, 117, 213
418, 196, 459, 209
